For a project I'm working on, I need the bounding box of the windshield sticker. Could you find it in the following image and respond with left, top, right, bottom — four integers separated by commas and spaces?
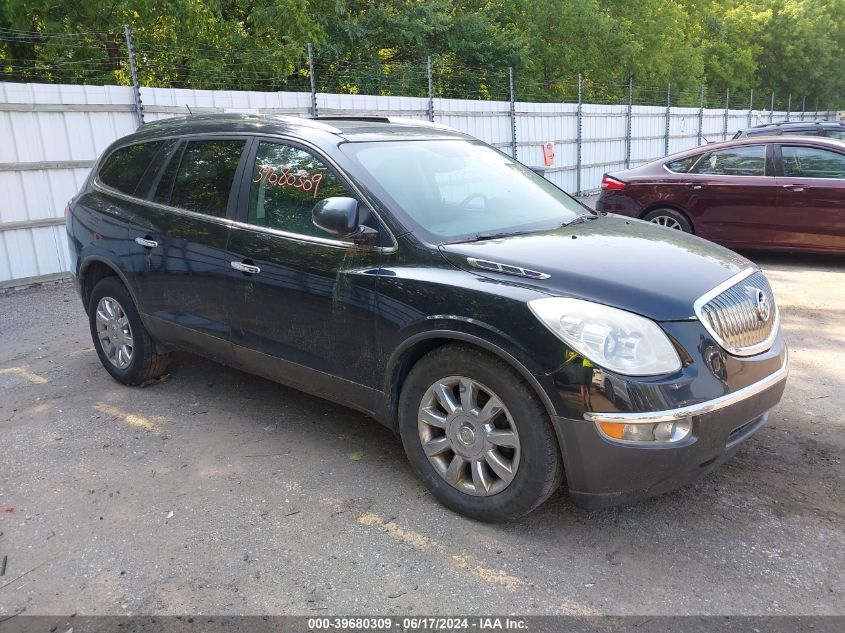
253, 164, 324, 198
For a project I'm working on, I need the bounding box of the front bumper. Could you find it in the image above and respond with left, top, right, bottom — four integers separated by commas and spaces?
552, 353, 788, 510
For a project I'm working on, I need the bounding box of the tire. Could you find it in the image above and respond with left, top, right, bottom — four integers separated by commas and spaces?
398, 344, 563, 522
642, 208, 693, 233
88, 276, 170, 386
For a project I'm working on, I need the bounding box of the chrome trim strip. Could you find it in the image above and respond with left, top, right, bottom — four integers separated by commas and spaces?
692, 267, 780, 357
585, 349, 788, 424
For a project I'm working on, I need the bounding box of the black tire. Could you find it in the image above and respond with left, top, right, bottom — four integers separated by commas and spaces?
642, 207, 693, 233
398, 344, 563, 522
88, 276, 170, 386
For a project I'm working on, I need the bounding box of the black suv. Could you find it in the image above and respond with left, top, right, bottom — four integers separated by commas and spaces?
733, 120, 845, 140
67, 114, 788, 521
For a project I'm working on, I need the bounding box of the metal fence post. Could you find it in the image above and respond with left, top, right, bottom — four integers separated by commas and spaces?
770, 93, 775, 122
747, 89, 753, 128
801, 96, 806, 121
624, 75, 632, 169
123, 25, 144, 128
723, 88, 729, 140
508, 67, 517, 160
576, 73, 583, 195
307, 42, 318, 117
786, 94, 791, 121
697, 84, 704, 145
427, 56, 434, 122
664, 83, 671, 156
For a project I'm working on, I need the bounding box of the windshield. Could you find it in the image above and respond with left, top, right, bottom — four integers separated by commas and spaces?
339, 139, 586, 242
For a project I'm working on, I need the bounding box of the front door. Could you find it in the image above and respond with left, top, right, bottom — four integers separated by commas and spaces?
128, 137, 250, 363
684, 143, 781, 248
225, 138, 386, 412
774, 143, 845, 251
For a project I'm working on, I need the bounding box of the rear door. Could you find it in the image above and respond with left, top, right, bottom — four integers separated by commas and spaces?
126, 136, 251, 363
683, 143, 781, 247
774, 143, 845, 251
224, 137, 388, 410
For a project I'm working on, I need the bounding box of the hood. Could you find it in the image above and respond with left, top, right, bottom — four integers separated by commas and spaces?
439, 214, 752, 321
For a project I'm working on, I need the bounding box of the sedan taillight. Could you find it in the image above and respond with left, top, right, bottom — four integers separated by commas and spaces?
601, 175, 626, 191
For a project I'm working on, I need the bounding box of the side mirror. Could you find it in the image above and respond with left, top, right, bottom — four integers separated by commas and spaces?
312, 196, 377, 242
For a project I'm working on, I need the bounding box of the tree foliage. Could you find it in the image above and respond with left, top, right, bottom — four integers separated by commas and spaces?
1, 0, 842, 108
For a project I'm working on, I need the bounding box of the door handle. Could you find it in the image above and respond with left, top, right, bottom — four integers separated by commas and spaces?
688, 184, 703, 190
231, 261, 261, 275
134, 236, 159, 249
783, 185, 805, 192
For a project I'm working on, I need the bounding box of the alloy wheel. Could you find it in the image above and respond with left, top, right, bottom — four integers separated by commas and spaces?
95, 296, 134, 369
418, 376, 521, 496
649, 215, 683, 230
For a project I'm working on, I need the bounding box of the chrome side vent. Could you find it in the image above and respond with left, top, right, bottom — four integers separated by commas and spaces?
466, 257, 550, 280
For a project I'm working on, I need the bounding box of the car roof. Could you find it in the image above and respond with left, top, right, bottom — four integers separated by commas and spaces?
668, 135, 845, 158
123, 113, 472, 145
744, 120, 844, 130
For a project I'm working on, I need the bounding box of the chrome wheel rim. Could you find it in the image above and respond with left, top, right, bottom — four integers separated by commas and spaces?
95, 297, 134, 369
418, 376, 520, 496
650, 215, 683, 230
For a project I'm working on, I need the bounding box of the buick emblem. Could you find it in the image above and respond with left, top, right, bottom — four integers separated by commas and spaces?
752, 288, 771, 322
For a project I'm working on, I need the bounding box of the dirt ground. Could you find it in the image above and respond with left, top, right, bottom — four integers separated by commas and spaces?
0, 251, 843, 617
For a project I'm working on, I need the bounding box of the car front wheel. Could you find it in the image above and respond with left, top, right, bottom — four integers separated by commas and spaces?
88, 277, 170, 385
398, 344, 563, 522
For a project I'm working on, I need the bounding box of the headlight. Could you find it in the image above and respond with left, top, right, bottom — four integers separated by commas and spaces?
527, 297, 681, 376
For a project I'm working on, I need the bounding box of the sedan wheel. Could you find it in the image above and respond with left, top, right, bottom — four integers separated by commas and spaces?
642, 208, 693, 233
649, 215, 683, 230
95, 296, 134, 369
418, 376, 520, 496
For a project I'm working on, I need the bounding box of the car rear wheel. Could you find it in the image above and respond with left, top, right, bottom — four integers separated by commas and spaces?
642, 208, 693, 233
88, 277, 170, 386
398, 344, 563, 522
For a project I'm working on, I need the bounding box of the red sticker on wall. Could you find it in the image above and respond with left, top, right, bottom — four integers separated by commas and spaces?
542, 142, 555, 166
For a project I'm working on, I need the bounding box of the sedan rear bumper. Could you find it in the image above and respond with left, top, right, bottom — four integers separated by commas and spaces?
552, 357, 788, 510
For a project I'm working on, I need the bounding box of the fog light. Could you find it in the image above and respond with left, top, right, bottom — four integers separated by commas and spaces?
623, 423, 655, 442
598, 418, 692, 444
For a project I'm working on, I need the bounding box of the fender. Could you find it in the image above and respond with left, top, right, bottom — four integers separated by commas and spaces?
385, 327, 561, 423
77, 251, 140, 311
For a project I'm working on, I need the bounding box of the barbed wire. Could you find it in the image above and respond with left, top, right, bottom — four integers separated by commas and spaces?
0, 28, 835, 111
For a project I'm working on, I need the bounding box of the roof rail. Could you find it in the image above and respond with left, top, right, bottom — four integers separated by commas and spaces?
314, 115, 391, 123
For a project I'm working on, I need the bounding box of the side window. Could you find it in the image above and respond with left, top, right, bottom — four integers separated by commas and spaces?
169, 140, 246, 217
665, 154, 702, 173
98, 141, 166, 195
247, 142, 351, 237
692, 145, 766, 176
781, 146, 845, 179
153, 142, 184, 204
823, 129, 845, 141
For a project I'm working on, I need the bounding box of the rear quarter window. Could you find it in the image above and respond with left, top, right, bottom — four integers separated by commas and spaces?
665, 154, 702, 173
98, 141, 166, 195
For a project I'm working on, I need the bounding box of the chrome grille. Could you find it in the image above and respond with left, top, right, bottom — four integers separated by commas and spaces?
695, 270, 778, 356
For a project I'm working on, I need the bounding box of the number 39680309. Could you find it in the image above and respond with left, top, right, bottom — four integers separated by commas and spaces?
253, 164, 324, 198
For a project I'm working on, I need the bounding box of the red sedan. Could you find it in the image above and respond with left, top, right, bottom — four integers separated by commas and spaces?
595, 136, 845, 254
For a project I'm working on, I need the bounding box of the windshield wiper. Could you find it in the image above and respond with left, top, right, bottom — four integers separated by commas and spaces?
471, 229, 535, 241
563, 213, 599, 227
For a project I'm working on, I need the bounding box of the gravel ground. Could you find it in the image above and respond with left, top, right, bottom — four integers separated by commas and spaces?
0, 251, 843, 617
